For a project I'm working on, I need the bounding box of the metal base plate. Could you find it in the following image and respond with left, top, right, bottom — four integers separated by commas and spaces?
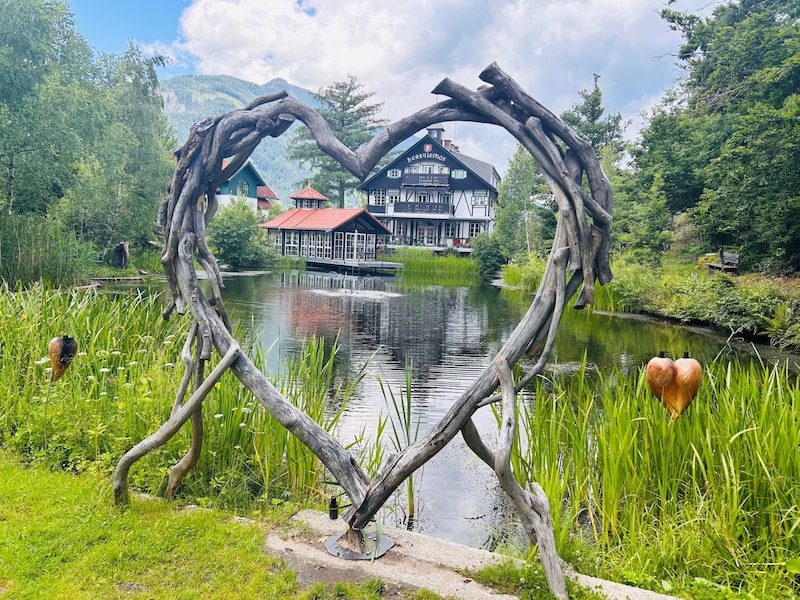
324, 531, 395, 560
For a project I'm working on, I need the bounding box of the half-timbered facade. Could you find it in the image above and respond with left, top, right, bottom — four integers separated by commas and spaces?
259, 187, 398, 270
358, 127, 500, 251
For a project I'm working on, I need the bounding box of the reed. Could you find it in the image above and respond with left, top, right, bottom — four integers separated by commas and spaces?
0, 214, 96, 286
377, 362, 421, 527
513, 356, 800, 597
390, 248, 480, 279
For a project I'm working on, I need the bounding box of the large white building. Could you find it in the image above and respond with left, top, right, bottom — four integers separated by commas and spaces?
358, 127, 500, 252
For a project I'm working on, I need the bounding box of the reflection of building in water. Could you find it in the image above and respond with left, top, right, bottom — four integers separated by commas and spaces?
275, 270, 491, 386
380, 287, 488, 381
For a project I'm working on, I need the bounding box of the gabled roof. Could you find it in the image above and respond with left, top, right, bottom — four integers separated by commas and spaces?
358, 132, 499, 192
221, 159, 267, 187
290, 186, 328, 201
451, 150, 497, 189
257, 184, 279, 200
259, 208, 391, 234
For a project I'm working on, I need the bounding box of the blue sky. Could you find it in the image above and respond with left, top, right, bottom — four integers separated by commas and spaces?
68, 1, 189, 56
64, 0, 713, 168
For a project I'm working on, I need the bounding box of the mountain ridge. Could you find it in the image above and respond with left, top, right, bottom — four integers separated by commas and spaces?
161, 74, 318, 203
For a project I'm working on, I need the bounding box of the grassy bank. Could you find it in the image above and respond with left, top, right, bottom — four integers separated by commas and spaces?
0, 287, 358, 511
504, 254, 800, 351
0, 451, 436, 600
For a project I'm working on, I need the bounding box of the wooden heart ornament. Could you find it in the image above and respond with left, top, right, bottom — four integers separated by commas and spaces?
646, 352, 702, 420
48, 335, 78, 382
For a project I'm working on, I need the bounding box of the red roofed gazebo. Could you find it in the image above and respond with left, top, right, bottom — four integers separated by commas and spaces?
259, 188, 399, 271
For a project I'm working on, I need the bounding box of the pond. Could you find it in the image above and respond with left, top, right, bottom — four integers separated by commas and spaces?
208, 270, 791, 549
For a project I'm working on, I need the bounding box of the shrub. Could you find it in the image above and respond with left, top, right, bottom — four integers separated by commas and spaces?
207, 199, 278, 269
470, 232, 507, 276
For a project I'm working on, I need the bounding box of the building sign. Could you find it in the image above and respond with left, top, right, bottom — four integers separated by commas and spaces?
407, 151, 447, 164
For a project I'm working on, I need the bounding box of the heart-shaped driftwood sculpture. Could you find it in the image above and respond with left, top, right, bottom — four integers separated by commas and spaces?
646, 351, 702, 419
112, 63, 615, 600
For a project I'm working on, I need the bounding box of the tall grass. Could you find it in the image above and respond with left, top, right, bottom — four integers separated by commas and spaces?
0, 286, 358, 510
513, 356, 800, 597
377, 362, 421, 527
0, 214, 96, 286
390, 248, 480, 281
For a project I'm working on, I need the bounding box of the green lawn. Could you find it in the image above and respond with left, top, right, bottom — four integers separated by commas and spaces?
0, 453, 428, 600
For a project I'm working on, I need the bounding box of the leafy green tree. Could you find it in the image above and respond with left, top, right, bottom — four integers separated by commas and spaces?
288, 75, 386, 208
0, 0, 93, 216
207, 198, 278, 269
53, 43, 175, 251
470, 232, 507, 276
494, 144, 553, 259
631, 0, 800, 271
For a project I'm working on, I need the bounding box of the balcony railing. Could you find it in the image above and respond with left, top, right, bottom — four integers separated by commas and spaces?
393, 202, 451, 214
384, 235, 472, 249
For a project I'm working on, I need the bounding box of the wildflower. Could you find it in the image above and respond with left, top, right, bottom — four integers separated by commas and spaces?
77, 352, 87, 357
99, 368, 111, 373
111, 351, 121, 356
117, 366, 125, 371
35, 356, 49, 365
128, 361, 138, 366
87, 375, 96, 381
100, 392, 108, 396
163, 362, 175, 368
213, 413, 223, 419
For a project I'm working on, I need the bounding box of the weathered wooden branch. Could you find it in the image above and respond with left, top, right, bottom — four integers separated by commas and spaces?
114, 64, 614, 599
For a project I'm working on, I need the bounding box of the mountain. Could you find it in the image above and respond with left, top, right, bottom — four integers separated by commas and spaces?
160, 74, 318, 203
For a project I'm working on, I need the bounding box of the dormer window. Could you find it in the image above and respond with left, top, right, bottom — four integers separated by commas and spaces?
237, 180, 250, 197
452, 169, 467, 179
388, 168, 401, 179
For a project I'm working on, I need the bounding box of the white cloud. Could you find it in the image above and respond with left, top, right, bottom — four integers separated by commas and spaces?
166, 0, 710, 170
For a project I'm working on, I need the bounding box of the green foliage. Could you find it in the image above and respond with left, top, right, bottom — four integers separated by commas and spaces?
389, 248, 479, 280
629, 0, 800, 272
1, 1, 174, 264
470, 559, 607, 600
0, 213, 96, 286
208, 199, 279, 269
470, 233, 508, 276
0, 288, 357, 512
501, 254, 547, 292
288, 76, 386, 208
660, 271, 782, 335
594, 257, 789, 340
494, 144, 553, 259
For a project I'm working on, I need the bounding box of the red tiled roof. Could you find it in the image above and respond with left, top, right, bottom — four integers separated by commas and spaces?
257, 185, 279, 200
289, 186, 328, 201
259, 208, 390, 233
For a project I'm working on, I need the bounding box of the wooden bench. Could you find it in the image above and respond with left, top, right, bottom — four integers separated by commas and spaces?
707, 248, 740, 274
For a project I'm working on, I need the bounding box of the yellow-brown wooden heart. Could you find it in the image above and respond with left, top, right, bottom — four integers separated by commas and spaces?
645, 353, 676, 401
